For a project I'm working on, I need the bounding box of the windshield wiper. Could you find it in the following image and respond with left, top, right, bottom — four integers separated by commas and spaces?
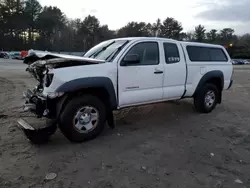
88, 41, 116, 58
105, 40, 130, 61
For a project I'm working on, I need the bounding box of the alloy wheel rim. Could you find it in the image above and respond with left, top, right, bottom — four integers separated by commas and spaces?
73, 106, 99, 133
204, 90, 215, 108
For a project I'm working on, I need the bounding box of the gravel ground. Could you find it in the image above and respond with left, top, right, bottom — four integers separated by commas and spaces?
0, 59, 250, 188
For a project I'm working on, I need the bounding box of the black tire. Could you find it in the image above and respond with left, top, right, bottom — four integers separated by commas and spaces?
59, 95, 106, 142
194, 83, 219, 113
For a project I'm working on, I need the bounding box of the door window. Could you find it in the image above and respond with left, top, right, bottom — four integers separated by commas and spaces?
123, 42, 159, 65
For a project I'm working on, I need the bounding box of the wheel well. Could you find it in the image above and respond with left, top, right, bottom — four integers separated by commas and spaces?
205, 77, 223, 91
65, 87, 112, 110
193, 77, 223, 104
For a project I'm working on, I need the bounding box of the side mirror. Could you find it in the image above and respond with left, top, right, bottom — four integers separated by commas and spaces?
122, 54, 140, 65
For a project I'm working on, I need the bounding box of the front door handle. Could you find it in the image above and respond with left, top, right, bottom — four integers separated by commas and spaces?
154, 69, 163, 74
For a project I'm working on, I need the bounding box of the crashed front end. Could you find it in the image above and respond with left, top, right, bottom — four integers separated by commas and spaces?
23, 57, 100, 117
19, 87, 62, 144
22, 84, 63, 119
23, 59, 67, 119
18, 57, 101, 144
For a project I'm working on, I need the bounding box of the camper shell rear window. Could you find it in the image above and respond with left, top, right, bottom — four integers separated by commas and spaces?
186, 46, 228, 62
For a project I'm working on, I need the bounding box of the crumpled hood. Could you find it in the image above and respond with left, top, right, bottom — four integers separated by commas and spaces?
28, 50, 105, 63
25, 55, 105, 82
24, 50, 105, 65
27, 56, 105, 71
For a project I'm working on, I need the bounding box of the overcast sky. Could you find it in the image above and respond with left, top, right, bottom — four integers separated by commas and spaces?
39, 0, 250, 35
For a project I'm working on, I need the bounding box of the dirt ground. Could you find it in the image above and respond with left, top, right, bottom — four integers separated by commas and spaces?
0, 60, 250, 188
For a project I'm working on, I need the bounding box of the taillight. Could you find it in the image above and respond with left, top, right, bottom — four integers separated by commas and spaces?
45, 73, 54, 87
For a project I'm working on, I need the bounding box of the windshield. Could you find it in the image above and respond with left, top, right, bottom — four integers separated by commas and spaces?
84, 40, 130, 61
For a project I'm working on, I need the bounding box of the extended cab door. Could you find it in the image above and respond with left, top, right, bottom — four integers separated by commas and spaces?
161, 42, 187, 99
118, 41, 164, 107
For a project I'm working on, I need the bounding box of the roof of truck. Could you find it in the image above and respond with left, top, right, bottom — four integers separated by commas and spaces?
113, 37, 176, 42
112, 37, 224, 48
180, 41, 224, 48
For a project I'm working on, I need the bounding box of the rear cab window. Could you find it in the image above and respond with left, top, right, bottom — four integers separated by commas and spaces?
163, 42, 180, 63
186, 46, 228, 62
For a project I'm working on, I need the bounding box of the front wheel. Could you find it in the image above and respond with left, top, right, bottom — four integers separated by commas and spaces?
194, 83, 219, 113
59, 95, 106, 142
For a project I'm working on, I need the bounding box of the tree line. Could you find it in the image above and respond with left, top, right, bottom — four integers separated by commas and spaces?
1, 0, 250, 58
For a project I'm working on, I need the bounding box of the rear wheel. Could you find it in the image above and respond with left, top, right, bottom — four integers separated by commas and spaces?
194, 83, 219, 113
59, 95, 106, 142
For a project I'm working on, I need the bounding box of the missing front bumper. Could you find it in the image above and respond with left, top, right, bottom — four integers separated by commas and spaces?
17, 118, 57, 144
19, 88, 61, 144
17, 118, 35, 130
23, 89, 56, 118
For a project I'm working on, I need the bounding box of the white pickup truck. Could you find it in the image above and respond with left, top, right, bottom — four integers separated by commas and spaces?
18, 37, 233, 143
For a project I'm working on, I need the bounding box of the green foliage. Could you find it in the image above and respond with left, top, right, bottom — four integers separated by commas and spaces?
194, 24, 206, 42
232, 34, 250, 58
206, 29, 217, 43
0, 0, 249, 58
117, 21, 152, 37
160, 17, 183, 40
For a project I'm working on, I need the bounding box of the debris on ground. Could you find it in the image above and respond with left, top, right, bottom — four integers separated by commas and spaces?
234, 179, 243, 184
45, 173, 57, 180
214, 180, 222, 188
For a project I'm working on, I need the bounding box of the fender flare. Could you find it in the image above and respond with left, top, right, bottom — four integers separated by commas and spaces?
55, 77, 117, 110
193, 70, 224, 96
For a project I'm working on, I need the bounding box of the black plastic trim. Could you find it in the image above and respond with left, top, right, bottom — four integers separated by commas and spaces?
56, 77, 117, 109
154, 71, 163, 74
180, 44, 188, 98
193, 70, 224, 96
227, 80, 233, 90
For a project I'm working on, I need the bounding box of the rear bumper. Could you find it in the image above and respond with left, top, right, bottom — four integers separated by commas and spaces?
227, 80, 233, 90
